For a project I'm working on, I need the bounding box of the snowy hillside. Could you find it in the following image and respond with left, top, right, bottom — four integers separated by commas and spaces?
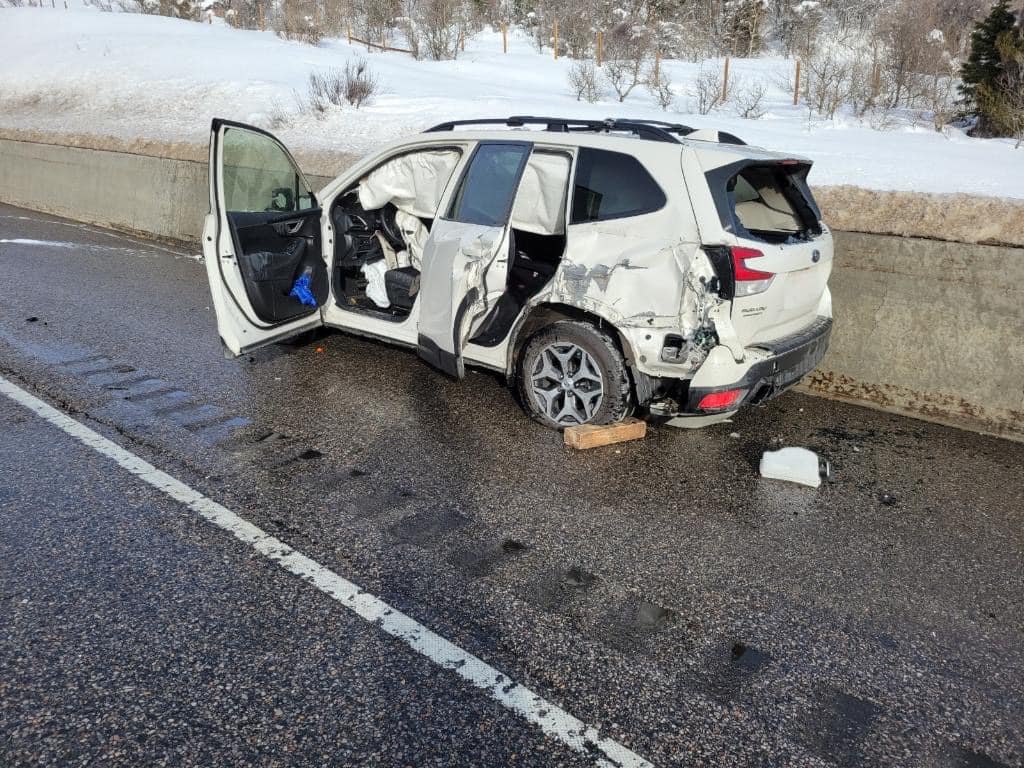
1, 6, 1022, 198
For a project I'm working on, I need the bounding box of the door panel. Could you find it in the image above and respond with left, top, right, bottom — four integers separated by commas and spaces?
416, 141, 531, 377
203, 119, 327, 356
230, 209, 328, 323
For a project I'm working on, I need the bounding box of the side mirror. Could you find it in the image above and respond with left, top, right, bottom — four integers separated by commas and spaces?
270, 187, 295, 212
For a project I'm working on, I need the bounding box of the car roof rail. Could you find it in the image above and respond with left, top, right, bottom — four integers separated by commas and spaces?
423, 116, 751, 145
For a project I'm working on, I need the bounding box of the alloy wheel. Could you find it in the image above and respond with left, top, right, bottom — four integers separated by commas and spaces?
529, 342, 605, 426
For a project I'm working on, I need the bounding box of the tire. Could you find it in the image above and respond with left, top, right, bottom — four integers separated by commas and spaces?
277, 327, 324, 348
516, 320, 633, 429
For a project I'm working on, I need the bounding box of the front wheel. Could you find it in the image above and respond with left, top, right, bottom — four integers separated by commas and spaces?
516, 320, 633, 429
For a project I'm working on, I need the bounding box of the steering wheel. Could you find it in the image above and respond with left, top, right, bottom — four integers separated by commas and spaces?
378, 203, 406, 251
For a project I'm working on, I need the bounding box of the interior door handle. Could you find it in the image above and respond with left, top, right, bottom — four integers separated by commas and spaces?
276, 220, 304, 236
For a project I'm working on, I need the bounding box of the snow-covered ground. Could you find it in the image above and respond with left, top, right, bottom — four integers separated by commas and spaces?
2, 6, 1022, 198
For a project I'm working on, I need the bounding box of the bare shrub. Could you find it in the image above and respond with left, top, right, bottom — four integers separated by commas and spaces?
645, 66, 674, 110
307, 70, 344, 113
416, 0, 465, 60
118, 0, 200, 17
603, 58, 642, 102
689, 65, 725, 115
724, 0, 769, 57
354, 0, 401, 48
804, 47, 854, 118
305, 60, 379, 113
567, 60, 603, 103
278, 0, 322, 44
395, 13, 422, 59
730, 78, 767, 119
341, 59, 379, 107
601, 20, 652, 102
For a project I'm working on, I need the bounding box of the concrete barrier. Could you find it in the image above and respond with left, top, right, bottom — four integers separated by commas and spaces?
795, 232, 1023, 440
0, 137, 335, 243
1, 135, 1021, 440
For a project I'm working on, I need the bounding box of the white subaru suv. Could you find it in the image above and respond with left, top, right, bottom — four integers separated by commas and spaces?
202, 116, 832, 429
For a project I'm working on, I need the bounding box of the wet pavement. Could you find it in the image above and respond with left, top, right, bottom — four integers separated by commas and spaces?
1, 202, 1022, 767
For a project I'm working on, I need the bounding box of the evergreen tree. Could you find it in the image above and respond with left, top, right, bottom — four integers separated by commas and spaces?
958, 0, 1018, 114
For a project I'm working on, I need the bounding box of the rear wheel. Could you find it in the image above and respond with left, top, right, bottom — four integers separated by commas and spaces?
516, 320, 632, 429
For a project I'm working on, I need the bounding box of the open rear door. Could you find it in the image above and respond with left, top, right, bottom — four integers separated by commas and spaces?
202, 119, 328, 356
416, 141, 531, 378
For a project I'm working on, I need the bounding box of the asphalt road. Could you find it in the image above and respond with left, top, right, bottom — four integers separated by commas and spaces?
1, 202, 1022, 767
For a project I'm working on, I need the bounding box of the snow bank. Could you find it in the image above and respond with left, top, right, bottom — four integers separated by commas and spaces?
1, 6, 1022, 199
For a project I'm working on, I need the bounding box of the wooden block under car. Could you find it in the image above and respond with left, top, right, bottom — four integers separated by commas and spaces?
563, 417, 647, 450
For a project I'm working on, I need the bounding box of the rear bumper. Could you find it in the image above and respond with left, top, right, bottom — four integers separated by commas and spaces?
682, 316, 832, 414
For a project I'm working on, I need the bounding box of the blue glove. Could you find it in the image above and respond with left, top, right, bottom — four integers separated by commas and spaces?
289, 273, 318, 307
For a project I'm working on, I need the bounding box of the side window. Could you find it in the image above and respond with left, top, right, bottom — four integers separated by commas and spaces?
448, 143, 531, 227
570, 148, 666, 224
221, 126, 313, 214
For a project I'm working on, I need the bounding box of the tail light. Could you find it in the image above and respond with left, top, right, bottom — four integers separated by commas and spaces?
697, 388, 745, 411
732, 247, 774, 297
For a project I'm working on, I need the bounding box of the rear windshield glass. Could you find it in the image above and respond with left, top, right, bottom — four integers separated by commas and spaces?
727, 165, 821, 244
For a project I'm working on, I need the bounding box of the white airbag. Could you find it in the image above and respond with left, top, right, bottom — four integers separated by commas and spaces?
511, 152, 570, 235
358, 150, 461, 218
361, 259, 390, 308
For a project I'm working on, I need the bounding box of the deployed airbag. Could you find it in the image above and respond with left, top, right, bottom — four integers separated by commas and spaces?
358, 150, 461, 219
361, 259, 390, 308
510, 152, 570, 236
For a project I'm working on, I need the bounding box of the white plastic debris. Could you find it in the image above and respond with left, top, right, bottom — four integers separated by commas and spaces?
759, 447, 822, 488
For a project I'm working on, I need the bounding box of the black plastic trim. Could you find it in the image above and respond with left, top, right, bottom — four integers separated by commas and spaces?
417, 334, 463, 378
425, 115, 707, 145
683, 317, 832, 413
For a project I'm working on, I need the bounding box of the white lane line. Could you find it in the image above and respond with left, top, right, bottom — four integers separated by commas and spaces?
0, 374, 654, 768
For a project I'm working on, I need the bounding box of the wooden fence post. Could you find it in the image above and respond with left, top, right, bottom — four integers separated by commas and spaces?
722, 56, 730, 100
347, 26, 352, 43
459, 27, 465, 52
596, 30, 603, 66
381, 31, 387, 51
501, 22, 508, 53
793, 59, 801, 105
553, 19, 558, 60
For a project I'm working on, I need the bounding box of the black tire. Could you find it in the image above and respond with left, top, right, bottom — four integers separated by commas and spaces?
516, 320, 633, 429
277, 326, 324, 348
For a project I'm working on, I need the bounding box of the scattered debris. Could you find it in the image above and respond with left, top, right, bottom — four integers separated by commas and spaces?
729, 432, 740, 439
315, 346, 324, 354
564, 417, 646, 450
25, 316, 38, 323
759, 447, 825, 488
879, 491, 899, 506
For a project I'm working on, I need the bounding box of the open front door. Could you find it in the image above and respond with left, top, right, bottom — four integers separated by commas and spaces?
202, 119, 328, 356
416, 141, 531, 378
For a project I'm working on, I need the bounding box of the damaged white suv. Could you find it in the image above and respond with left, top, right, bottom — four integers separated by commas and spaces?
202, 116, 832, 429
